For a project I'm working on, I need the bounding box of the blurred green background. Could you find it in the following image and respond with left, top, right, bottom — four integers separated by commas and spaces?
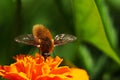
0, 0, 120, 80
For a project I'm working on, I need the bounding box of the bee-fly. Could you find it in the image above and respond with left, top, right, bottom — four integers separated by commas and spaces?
15, 24, 77, 59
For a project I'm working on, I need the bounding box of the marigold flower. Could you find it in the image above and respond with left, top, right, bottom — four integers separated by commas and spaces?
0, 53, 89, 80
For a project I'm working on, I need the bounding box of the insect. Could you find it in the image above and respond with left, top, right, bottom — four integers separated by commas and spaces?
15, 24, 77, 59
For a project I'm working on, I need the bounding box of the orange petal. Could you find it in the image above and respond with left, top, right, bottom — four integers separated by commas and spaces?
70, 68, 89, 80
36, 74, 72, 80
50, 66, 71, 74
46, 56, 63, 69
0, 53, 89, 80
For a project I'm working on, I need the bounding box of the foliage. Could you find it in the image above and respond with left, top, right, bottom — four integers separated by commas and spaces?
0, 0, 120, 80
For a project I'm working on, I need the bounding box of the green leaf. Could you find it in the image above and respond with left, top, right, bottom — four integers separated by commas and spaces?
0, 0, 16, 64
108, 0, 120, 10
72, 0, 120, 64
78, 45, 94, 73
96, 0, 118, 49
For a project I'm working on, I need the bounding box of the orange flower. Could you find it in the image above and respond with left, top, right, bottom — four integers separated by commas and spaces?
0, 53, 89, 80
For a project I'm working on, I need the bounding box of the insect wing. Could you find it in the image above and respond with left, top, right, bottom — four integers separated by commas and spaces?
54, 34, 77, 46
15, 34, 36, 45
